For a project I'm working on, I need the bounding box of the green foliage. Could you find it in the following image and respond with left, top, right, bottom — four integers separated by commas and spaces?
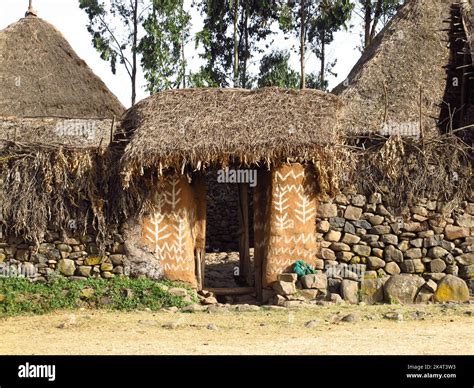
354, 0, 405, 49
193, 0, 277, 88
78, 0, 147, 104
0, 276, 194, 317
257, 50, 299, 89
138, 0, 191, 93
308, 0, 353, 89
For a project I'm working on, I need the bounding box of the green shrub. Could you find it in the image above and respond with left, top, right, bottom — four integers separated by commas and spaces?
0, 276, 195, 317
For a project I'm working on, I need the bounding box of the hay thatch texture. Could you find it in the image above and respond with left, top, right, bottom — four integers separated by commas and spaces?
0, 118, 115, 148
0, 142, 110, 246
120, 87, 343, 185
0, 15, 125, 118
333, 0, 452, 135
348, 133, 473, 208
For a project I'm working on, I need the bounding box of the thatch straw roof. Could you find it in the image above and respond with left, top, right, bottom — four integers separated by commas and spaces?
0, 15, 124, 119
0, 117, 115, 149
120, 88, 342, 179
333, 0, 452, 136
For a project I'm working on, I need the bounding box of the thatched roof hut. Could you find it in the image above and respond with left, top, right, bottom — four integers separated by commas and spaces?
0, 11, 124, 244
0, 14, 124, 119
120, 87, 343, 182
333, 0, 452, 136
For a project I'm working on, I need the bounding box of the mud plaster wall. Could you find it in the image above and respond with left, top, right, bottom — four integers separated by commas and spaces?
256, 163, 319, 286
139, 175, 198, 286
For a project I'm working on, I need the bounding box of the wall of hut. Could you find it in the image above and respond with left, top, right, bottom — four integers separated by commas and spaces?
267, 188, 474, 306
0, 181, 472, 305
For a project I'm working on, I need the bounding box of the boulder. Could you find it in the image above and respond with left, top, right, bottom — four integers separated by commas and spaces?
383, 275, 425, 304
58, 259, 75, 276
341, 279, 359, 304
300, 274, 327, 290
434, 275, 469, 303
360, 278, 386, 305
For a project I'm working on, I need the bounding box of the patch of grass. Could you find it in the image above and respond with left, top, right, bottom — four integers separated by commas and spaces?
0, 275, 195, 317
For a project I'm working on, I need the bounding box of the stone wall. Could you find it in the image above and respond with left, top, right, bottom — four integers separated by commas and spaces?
269, 189, 474, 306
205, 173, 254, 252
0, 229, 126, 282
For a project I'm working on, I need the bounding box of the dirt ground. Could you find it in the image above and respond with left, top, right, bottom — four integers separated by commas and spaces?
0, 304, 472, 355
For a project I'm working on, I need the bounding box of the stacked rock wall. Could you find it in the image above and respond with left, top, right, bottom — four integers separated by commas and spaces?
269, 189, 473, 305
0, 229, 126, 282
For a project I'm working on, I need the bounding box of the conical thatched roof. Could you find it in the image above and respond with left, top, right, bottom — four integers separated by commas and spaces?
119, 87, 343, 179
333, 0, 453, 136
0, 15, 124, 119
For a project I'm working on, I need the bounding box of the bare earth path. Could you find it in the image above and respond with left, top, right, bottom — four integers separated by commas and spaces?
0, 304, 472, 355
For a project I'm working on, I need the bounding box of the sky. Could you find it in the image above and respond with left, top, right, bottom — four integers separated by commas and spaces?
0, 0, 364, 109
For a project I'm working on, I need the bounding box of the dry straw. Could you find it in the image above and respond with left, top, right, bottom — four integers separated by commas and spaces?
333, 0, 452, 136
0, 15, 124, 118
119, 87, 345, 189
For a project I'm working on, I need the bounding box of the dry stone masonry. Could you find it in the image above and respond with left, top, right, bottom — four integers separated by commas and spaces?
269, 190, 473, 305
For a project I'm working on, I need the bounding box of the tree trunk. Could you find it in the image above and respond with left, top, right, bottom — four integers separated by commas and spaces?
233, 0, 240, 87
131, 0, 138, 106
242, 3, 249, 88
299, 0, 306, 89
364, 0, 372, 49
320, 34, 325, 90
181, 28, 186, 89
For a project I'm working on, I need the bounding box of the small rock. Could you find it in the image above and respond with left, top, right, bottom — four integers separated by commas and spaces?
423, 279, 438, 293
428, 247, 449, 260
367, 256, 385, 270
272, 281, 296, 296
345, 206, 363, 221
385, 262, 401, 275
341, 313, 360, 323
305, 320, 319, 328
384, 312, 404, 321
342, 233, 360, 245
58, 259, 75, 276
278, 273, 297, 283
325, 230, 342, 242
206, 323, 218, 331
169, 287, 188, 297
444, 225, 469, 241
353, 245, 371, 257
318, 204, 338, 218
430, 259, 447, 273
384, 245, 404, 263
300, 274, 327, 290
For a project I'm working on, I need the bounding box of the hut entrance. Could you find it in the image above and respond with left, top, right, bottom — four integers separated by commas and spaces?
202, 169, 255, 297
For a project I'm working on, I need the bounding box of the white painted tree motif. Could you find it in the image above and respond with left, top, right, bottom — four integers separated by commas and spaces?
143, 213, 171, 256
164, 178, 182, 211
273, 186, 293, 231
294, 192, 316, 224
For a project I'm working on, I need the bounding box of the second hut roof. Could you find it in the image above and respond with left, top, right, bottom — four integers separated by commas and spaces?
120, 87, 343, 176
